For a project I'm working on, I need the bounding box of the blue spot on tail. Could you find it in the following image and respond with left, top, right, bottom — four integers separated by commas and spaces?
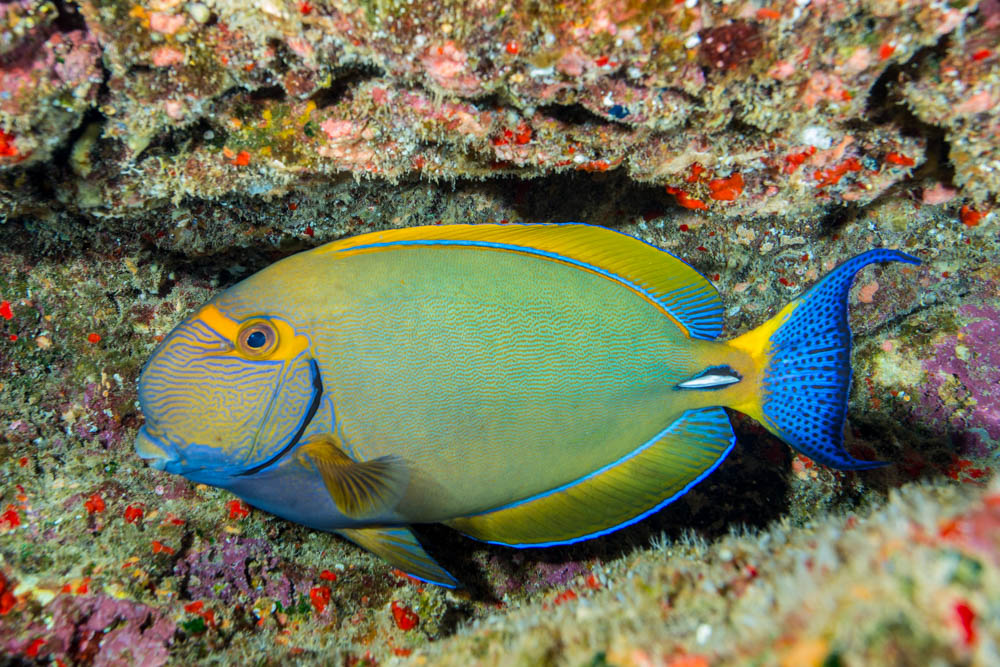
763, 249, 919, 470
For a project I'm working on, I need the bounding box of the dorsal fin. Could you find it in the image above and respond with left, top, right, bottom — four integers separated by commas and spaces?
313, 223, 724, 340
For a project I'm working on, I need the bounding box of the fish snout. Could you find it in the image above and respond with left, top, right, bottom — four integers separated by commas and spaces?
135, 426, 179, 472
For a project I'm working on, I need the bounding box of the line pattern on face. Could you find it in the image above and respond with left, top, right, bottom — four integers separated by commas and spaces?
140, 316, 286, 462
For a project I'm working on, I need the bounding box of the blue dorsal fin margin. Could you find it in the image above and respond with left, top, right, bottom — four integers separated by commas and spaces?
337, 223, 725, 340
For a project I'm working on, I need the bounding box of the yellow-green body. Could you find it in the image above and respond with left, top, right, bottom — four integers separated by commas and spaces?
264, 246, 707, 518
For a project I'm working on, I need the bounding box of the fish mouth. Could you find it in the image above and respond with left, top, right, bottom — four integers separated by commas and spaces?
135, 426, 180, 471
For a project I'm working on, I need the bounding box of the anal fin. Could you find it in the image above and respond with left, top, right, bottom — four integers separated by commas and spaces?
446, 407, 736, 547
297, 434, 408, 519
336, 526, 460, 588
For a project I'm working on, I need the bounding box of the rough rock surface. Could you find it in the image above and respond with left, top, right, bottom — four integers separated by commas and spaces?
1, 1, 998, 665
0, 0, 996, 242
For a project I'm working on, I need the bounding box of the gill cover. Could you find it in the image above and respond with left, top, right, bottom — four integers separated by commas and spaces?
137, 301, 317, 474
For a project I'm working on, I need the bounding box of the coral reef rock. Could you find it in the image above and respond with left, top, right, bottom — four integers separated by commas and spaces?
1, 1, 998, 665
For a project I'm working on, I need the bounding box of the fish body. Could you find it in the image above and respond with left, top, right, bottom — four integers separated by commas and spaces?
136, 224, 918, 586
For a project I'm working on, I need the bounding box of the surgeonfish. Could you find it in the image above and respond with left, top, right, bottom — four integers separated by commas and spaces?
135, 224, 918, 587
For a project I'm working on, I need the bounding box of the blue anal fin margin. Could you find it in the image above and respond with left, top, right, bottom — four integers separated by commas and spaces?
763, 249, 919, 470
336, 526, 460, 588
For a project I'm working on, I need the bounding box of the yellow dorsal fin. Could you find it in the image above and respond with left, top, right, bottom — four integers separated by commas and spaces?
313, 223, 724, 340
297, 435, 408, 519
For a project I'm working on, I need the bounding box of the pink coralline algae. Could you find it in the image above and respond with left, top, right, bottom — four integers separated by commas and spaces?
901, 0, 1000, 203
939, 493, 1000, 567
148, 12, 187, 36
485, 555, 590, 596
174, 537, 306, 608
318, 118, 377, 167
2, 594, 174, 667
921, 305, 1000, 457
150, 46, 185, 68
4, 0, 976, 223
421, 42, 481, 95
509, 560, 591, 596
0, 20, 101, 165
65, 382, 130, 450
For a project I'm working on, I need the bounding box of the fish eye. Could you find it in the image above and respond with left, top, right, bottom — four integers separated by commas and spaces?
237, 321, 278, 358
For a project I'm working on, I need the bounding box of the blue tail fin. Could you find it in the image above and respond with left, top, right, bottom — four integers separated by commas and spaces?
739, 249, 920, 470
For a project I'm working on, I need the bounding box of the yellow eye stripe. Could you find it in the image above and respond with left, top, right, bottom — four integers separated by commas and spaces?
194, 304, 309, 363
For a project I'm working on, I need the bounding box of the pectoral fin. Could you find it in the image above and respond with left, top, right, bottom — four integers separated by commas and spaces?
336, 526, 460, 588
297, 435, 408, 519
